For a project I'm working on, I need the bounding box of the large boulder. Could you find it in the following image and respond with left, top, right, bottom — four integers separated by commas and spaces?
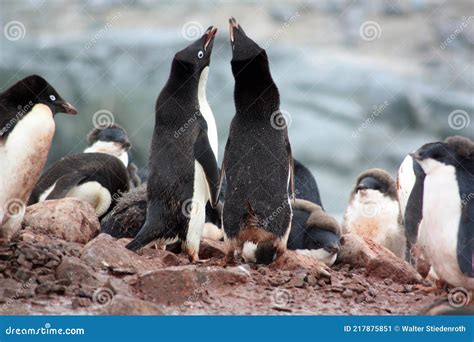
337, 234, 422, 284
23, 198, 99, 244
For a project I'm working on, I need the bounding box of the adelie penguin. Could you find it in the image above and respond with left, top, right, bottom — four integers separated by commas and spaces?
29, 153, 130, 218
84, 124, 141, 188
411, 136, 474, 289
342, 168, 406, 259
218, 18, 294, 265
126, 27, 219, 262
0, 75, 77, 240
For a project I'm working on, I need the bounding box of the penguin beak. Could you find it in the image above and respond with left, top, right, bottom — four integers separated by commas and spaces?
203, 26, 217, 51
60, 102, 78, 115
229, 17, 241, 45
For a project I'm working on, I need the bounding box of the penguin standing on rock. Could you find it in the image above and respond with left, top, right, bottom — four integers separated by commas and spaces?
84, 124, 141, 188
29, 153, 130, 218
342, 168, 406, 259
126, 27, 219, 262
0, 75, 77, 240
218, 18, 294, 265
412, 136, 474, 289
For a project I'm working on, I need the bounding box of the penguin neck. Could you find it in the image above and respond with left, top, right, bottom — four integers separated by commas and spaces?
233, 60, 279, 117
165, 59, 200, 100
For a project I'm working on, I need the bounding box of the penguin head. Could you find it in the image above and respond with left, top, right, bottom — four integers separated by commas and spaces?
229, 17, 264, 61
174, 26, 217, 72
15, 75, 77, 115
353, 169, 397, 200
411, 139, 472, 174
84, 124, 131, 167
305, 228, 341, 255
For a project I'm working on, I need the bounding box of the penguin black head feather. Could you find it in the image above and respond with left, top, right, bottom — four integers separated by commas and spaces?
2, 75, 77, 116
87, 124, 131, 149
352, 168, 397, 200
229, 17, 265, 62
174, 26, 217, 73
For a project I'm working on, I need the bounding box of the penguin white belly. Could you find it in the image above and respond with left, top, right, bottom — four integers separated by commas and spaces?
397, 155, 416, 215
420, 165, 474, 288
343, 191, 404, 258
184, 161, 209, 256
0, 104, 55, 239
66, 181, 112, 217
84, 141, 129, 167
198, 66, 218, 158
202, 222, 223, 240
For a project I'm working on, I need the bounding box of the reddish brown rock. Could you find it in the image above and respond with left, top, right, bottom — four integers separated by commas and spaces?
56, 257, 101, 287
271, 250, 331, 277
136, 265, 249, 306
23, 198, 99, 244
198, 238, 226, 259
338, 234, 422, 284
104, 294, 164, 315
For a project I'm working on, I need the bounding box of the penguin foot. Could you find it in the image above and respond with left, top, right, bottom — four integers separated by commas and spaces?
187, 250, 200, 263
414, 280, 445, 294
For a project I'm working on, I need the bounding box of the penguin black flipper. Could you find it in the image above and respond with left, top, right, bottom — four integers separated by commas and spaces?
44, 172, 88, 200
125, 201, 165, 251
286, 137, 295, 199
194, 127, 219, 207
457, 170, 474, 277
214, 138, 230, 207
404, 160, 425, 246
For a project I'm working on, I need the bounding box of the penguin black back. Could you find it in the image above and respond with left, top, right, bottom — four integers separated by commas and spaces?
293, 159, 323, 208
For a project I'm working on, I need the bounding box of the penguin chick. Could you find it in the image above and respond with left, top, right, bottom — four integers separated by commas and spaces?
287, 199, 341, 266
412, 136, 474, 289
343, 168, 406, 259
294, 159, 323, 208
0, 75, 77, 240
29, 153, 129, 218
84, 124, 141, 188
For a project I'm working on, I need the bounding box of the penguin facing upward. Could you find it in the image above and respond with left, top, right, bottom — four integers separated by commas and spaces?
342, 168, 406, 259
126, 27, 219, 262
0, 75, 77, 240
287, 199, 341, 266
84, 124, 141, 188
412, 136, 474, 289
29, 153, 129, 218
218, 18, 294, 265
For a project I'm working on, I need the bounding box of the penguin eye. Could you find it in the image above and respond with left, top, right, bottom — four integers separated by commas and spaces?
197, 50, 204, 59
49, 95, 56, 101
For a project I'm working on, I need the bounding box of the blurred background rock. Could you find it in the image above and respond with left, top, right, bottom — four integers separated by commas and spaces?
1, 0, 473, 216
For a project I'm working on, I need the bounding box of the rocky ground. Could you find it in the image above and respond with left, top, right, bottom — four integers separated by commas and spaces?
0, 198, 466, 315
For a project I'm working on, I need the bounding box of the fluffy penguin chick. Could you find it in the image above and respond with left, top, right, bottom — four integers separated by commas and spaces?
84, 124, 141, 188
0, 75, 77, 240
29, 153, 129, 218
287, 199, 341, 266
125, 27, 219, 262
219, 18, 294, 265
343, 168, 406, 259
412, 136, 474, 289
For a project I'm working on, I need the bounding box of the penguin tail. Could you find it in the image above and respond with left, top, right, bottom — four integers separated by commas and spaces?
242, 240, 277, 265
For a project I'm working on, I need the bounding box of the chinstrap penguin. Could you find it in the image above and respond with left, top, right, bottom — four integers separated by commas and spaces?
287, 199, 341, 266
84, 124, 141, 188
29, 153, 129, 218
342, 168, 406, 259
126, 26, 219, 262
411, 136, 474, 289
218, 18, 294, 265
0, 75, 77, 240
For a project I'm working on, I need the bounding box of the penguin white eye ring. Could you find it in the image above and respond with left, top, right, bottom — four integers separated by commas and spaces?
197, 50, 204, 59
49, 95, 56, 101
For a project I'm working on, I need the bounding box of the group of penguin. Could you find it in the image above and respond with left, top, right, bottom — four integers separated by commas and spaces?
0, 18, 472, 292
